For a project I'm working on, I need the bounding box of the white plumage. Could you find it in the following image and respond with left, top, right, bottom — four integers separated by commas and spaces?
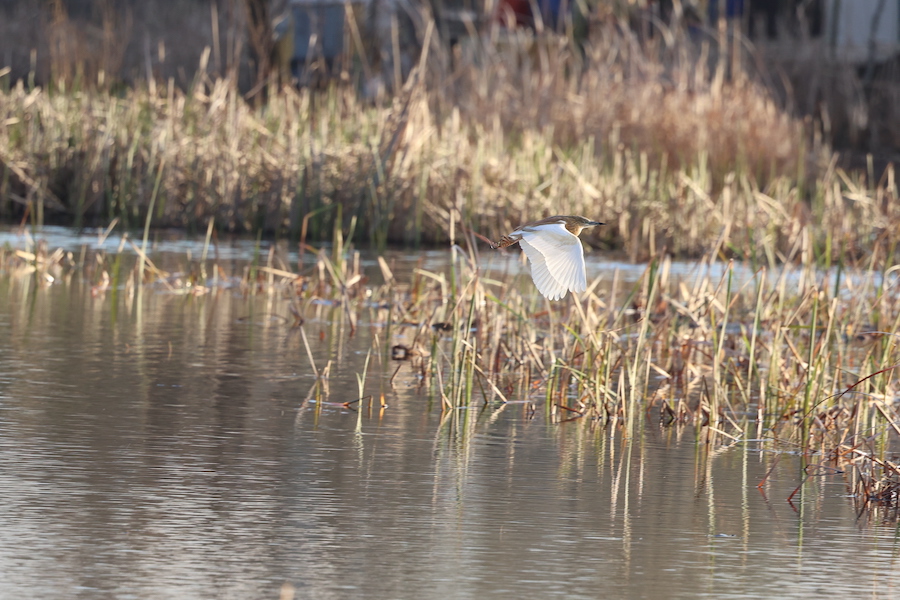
496, 216, 603, 301
516, 223, 587, 300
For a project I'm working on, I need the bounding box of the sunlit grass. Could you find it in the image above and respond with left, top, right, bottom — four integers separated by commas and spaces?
1, 27, 898, 263
4, 212, 900, 515
3, 15, 900, 513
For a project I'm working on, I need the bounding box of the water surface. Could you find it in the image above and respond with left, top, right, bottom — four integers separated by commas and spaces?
1, 229, 899, 599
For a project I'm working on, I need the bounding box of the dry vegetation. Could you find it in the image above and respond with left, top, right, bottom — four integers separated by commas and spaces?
0, 43, 897, 261
0, 2, 897, 261
3, 1, 900, 511
5, 209, 900, 511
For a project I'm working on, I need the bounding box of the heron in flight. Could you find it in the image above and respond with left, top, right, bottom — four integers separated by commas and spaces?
495, 215, 604, 300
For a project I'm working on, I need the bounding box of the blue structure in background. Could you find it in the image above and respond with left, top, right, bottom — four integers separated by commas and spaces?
707, 0, 745, 21
291, 1, 345, 69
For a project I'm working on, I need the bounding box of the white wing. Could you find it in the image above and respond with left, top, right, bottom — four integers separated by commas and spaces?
515, 223, 587, 300
518, 238, 568, 300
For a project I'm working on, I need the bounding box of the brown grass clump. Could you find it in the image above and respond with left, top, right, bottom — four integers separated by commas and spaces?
442, 27, 807, 185
0, 64, 896, 265
1, 10, 899, 264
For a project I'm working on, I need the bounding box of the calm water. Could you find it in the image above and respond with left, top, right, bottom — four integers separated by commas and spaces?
2, 228, 900, 599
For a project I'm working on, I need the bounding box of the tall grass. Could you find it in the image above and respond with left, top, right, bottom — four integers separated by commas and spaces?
1, 18, 898, 261
4, 2, 900, 511
5, 204, 900, 511
5, 213, 900, 435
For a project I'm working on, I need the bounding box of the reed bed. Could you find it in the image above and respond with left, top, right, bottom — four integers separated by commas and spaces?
3, 11, 900, 511
5, 213, 900, 511
1, 24, 898, 262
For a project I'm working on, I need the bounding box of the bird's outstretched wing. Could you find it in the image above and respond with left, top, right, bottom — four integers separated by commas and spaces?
516, 222, 587, 300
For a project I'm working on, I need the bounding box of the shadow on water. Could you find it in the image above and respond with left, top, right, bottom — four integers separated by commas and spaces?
2, 227, 900, 598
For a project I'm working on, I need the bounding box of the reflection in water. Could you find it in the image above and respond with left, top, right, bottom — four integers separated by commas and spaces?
1, 251, 900, 599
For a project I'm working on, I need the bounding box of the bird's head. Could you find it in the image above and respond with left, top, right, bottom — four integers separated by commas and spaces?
557, 215, 604, 236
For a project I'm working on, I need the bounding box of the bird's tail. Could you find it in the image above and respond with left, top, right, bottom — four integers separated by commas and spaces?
493, 235, 520, 249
